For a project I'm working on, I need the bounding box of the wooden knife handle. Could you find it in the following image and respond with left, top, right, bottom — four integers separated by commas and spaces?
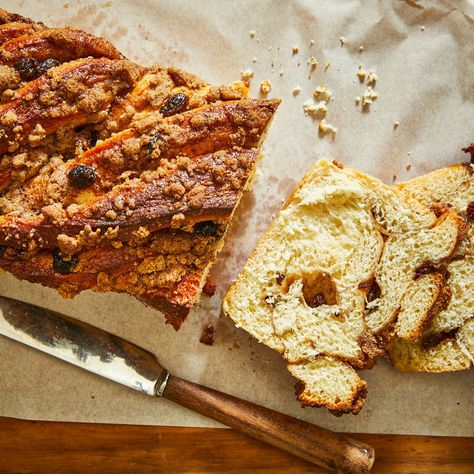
163, 375, 374, 473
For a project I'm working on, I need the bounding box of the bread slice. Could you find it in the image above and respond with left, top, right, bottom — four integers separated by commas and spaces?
223, 159, 463, 413
389, 163, 473, 371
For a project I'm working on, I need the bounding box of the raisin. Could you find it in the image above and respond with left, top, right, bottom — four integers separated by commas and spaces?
68, 164, 97, 189
366, 280, 381, 303
160, 93, 188, 117
276, 273, 285, 285
147, 134, 164, 156
462, 144, 474, 164
199, 323, 215, 346
202, 276, 216, 296
87, 130, 99, 149
52, 248, 77, 274
37, 58, 61, 75
466, 202, 474, 221
194, 220, 222, 238
13, 57, 39, 81
307, 293, 327, 308
62, 150, 75, 161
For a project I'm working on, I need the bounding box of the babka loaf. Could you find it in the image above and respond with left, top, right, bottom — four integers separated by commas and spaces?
223, 159, 464, 413
390, 160, 473, 371
0, 9, 279, 328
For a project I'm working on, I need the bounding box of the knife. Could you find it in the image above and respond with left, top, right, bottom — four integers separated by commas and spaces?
0, 295, 374, 473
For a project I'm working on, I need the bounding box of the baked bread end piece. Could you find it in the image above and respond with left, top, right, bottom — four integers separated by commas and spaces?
289, 359, 367, 415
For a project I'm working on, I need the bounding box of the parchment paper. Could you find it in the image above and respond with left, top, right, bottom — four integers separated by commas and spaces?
0, 0, 473, 436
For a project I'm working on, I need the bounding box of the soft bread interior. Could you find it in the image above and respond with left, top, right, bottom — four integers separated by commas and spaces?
390, 163, 473, 372
224, 159, 463, 412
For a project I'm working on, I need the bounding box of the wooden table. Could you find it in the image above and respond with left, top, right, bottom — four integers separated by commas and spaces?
0, 417, 473, 473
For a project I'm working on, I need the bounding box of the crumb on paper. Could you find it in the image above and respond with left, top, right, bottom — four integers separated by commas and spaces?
339, 36, 346, 47
314, 85, 333, 102
279, 70, 284, 76
319, 119, 337, 135
407, 151, 411, 156
309, 56, 318, 69
260, 80, 272, 94
252, 57, 257, 63
355, 96, 361, 105
63, 2, 70, 7
324, 61, 330, 71
292, 45, 299, 55
392, 175, 397, 183
357, 66, 367, 82
256, 38, 260, 43
268, 46, 272, 51
303, 100, 327, 117
406, 164, 412, 171
362, 86, 377, 107
199, 323, 215, 346
250, 30, 256, 38
393, 121, 400, 129
292, 86, 302, 96
240, 69, 254, 86
310, 39, 315, 46
102, 1, 112, 7
421, 26, 425, 31
359, 45, 364, 52
366, 70, 377, 86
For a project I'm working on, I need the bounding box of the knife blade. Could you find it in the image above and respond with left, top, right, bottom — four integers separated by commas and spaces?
0, 295, 374, 473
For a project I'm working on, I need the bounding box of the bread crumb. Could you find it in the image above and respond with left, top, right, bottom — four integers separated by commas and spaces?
407, 151, 411, 156
366, 70, 377, 86
392, 175, 397, 183
314, 85, 332, 102
421, 26, 425, 31
292, 86, 302, 96
357, 67, 367, 82
310, 39, 315, 46
339, 36, 345, 47
279, 70, 284, 77
362, 86, 377, 107
309, 56, 318, 69
292, 46, 299, 54
393, 121, 400, 129
355, 96, 361, 105
303, 100, 327, 117
319, 119, 337, 135
240, 69, 254, 86
260, 80, 272, 95
406, 164, 412, 171
359, 45, 364, 52
324, 61, 330, 71
250, 30, 256, 38
252, 57, 257, 63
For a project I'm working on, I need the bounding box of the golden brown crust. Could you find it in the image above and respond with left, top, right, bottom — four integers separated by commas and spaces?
0, 227, 217, 329
0, 22, 43, 45
0, 147, 262, 249
0, 9, 280, 325
0, 28, 123, 67
295, 379, 368, 415
0, 9, 38, 26
0, 58, 143, 155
